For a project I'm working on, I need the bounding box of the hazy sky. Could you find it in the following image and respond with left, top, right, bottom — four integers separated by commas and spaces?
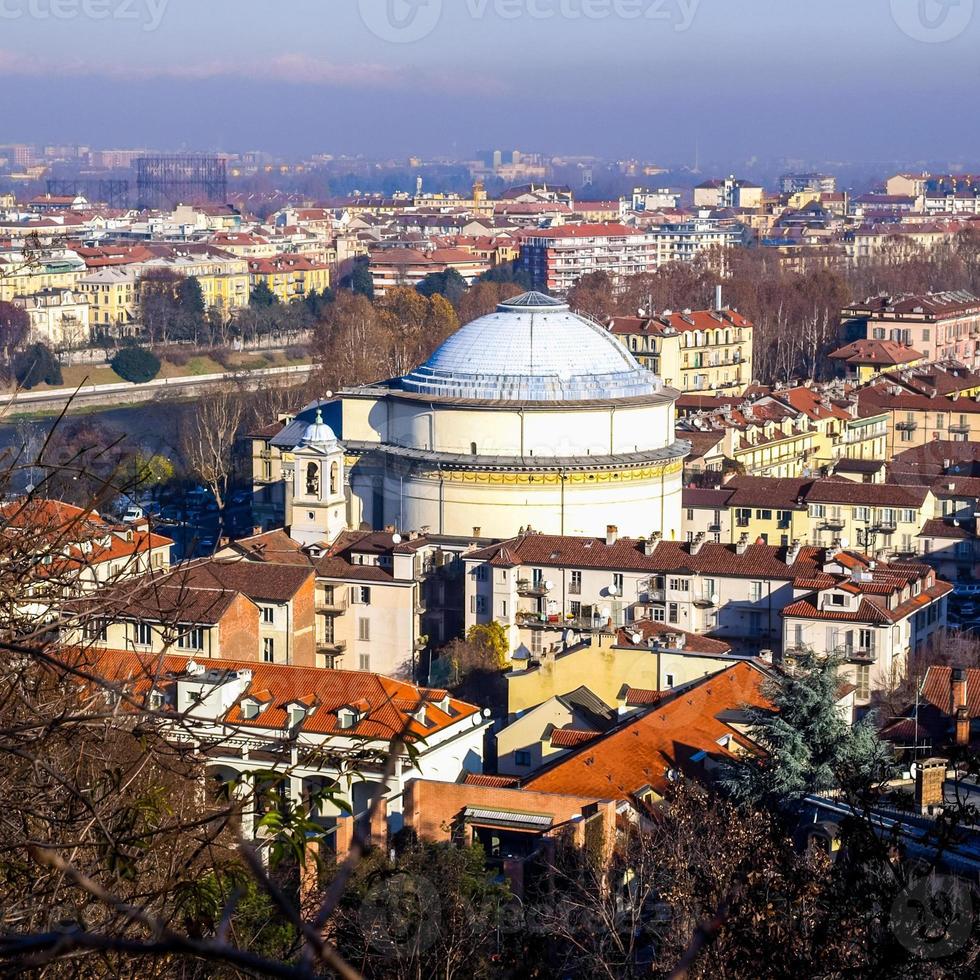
1, 0, 978, 163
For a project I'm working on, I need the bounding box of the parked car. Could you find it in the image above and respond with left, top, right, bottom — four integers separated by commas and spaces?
122, 505, 145, 524
953, 582, 980, 597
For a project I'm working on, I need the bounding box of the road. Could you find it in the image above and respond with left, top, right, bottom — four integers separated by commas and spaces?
0, 363, 314, 415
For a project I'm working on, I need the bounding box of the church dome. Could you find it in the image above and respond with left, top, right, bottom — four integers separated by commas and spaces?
298, 409, 338, 450
398, 291, 661, 402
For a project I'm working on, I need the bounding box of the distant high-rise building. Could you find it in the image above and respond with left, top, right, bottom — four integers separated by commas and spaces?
493, 149, 503, 169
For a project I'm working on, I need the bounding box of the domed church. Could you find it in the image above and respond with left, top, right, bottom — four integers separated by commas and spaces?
333, 291, 688, 540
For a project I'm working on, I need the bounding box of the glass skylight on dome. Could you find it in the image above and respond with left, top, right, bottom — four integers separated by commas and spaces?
398, 291, 661, 402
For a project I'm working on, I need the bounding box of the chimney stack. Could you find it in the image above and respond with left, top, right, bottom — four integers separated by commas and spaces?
606, 525, 619, 547
786, 539, 802, 565
644, 531, 661, 557
951, 667, 968, 715
914, 758, 947, 814
690, 532, 707, 556
715, 283, 723, 311
956, 707, 971, 747
736, 533, 750, 556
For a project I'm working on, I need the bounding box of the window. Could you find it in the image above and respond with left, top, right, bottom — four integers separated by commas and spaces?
570, 570, 582, 594
476, 565, 488, 582
703, 578, 717, 599
665, 673, 675, 689
830, 593, 846, 607
653, 606, 666, 622
351, 586, 371, 605
263, 638, 275, 663
613, 573, 624, 593
500, 599, 508, 618
855, 665, 870, 700
668, 603, 679, 624
136, 622, 152, 647
858, 629, 874, 652
357, 618, 370, 642
262, 606, 275, 625
669, 578, 690, 592
177, 628, 204, 652
686, 508, 694, 521
515, 750, 532, 767
359, 653, 370, 671
809, 504, 826, 519
750, 581, 763, 603
530, 630, 542, 655
854, 506, 871, 523
84, 619, 108, 642
901, 509, 917, 524
475, 595, 488, 615
756, 509, 772, 521
749, 611, 763, 633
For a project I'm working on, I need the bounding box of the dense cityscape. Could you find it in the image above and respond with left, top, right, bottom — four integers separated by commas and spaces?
2, 3, 980, 978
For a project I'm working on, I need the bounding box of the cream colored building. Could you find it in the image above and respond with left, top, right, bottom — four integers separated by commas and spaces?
339, 292, 687, 540
15, 287, 90, 347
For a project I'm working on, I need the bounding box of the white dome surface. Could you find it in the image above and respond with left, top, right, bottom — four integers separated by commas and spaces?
399, 291, 661, 402
299, 409, 338, 449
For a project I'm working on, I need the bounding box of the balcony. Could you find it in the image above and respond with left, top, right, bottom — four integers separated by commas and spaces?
819, 517, 846, 532
949, 423, 971, 435
847, 648, 876, 664
317, 639, 347, 655
637, 589, 666, 604
318, 596, 348, 616
896, 421, 918, 432
872, 520, 897, 533
517, 578, 551, 598
693, 594, 717, 608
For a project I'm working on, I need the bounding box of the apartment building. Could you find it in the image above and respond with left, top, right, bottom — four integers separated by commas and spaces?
465, 528, 827, 659
518, 223, 658, 294
76, 267, 139, 333
608, 305, 754, 394
828, 339, 926, 384
0, 248, 87, 303
693, 177, 764, 209
86, 650, 488, 846
681, 476, 935, 558
247, 254, 331, 303
783, 553, 950, 705
368, 247, 488, 297
14, 287, 90, 347
649, 217, 745, 265
841, 292, 980, 371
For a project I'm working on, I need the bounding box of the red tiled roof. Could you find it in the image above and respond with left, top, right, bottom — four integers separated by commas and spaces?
524, 662, 770, 799
922, 666, 980, 719
614, 621, 732, 656
829, 339, 924, 366
86, 649, 480, 742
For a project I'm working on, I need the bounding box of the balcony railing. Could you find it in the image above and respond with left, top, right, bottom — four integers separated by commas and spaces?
873, 520, 897, 533
949, 423, 971, 435
517, 579, 551, 597
317, 639, 347, 655
896, 421, 918, 432
847, 648, 876, 664
637, 589, 666, 604
820, 518, 846, 531
318, 596, 348, 615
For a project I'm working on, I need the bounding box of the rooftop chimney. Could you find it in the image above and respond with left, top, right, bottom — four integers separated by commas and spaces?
473, 526, 482, 538
956, 706, 971, 748
690, 532, 707, 556
786, 539, 802, 565
951, 667, 968, 715
644, 532, 661, 557
736, 533, 750, 556
914, 758, 947, 814
715, 284, 723, 311
606, 525, 619, 547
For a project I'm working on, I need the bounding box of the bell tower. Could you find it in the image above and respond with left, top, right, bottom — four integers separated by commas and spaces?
290, 409, 346, 546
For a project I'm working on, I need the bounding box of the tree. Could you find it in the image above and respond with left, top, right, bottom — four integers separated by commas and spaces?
478, 261, 532, 290
179, 387, 247, 510
12, 343, 62, 389
416, 268, 468, 306
0, 300, 28, 354
433, 622, 509, 710
111, 346, 161, 384
249, 280, 279, 309
567, 270, 617, 322
719, 651, 894, 809
340, 257, 374, 299
456, 280, 524, 324
304, 287, 334, 319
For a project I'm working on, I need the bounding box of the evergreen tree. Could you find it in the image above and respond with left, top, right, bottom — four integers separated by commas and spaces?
416, 268, 468, 306
719, 651, 893, 809
249, 280, 279, 308
12, 343, 62, 389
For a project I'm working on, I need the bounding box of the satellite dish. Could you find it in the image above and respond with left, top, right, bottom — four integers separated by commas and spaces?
608, 585, 620, 597
711, 593, 720, 606
600, 607, 611, 620
391, 533, 402, 544
840, 537, 850, 549
545, 580, 555, 591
